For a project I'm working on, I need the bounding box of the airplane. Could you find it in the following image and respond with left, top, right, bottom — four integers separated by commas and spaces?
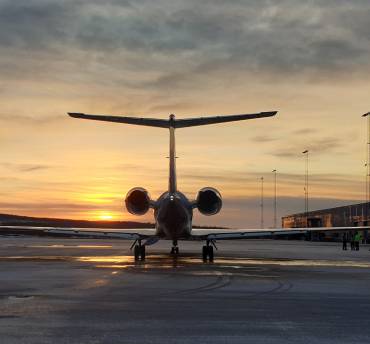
1, 111, 369, 262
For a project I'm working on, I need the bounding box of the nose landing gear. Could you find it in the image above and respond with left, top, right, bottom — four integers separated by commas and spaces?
170, 240, 179, 255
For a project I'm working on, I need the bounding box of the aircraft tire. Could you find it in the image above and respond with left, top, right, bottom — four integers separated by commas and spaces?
208, 246, 214, 262
140, 245, 146, 260
202, 246, 208, 262
134, 245, 140, 261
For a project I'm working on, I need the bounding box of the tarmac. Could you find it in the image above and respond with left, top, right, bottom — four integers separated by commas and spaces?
1, 236, 370, 344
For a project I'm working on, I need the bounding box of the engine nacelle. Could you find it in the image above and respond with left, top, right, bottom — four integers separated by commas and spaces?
196, 187, 222, 216
125, 187, 151, 215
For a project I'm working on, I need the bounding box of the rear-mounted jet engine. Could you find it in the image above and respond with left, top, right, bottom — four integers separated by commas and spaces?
125, 187, 151, 215
196, 187, 222, 216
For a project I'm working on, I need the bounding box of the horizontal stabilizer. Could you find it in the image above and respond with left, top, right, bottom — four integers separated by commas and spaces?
68, 113, 169, 128
175, 111, 277, 128
68, 111, 277, 129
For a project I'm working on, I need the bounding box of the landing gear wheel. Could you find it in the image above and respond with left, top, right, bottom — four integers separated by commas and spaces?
170, 246, 179, 255
134, 244, 145, 261
202, 245, 208, 262
202, 245, 214, 262
140, 245, 146, 260
170, 240, 179, 255
134, 245, 140, 261
208, 246, 214, 262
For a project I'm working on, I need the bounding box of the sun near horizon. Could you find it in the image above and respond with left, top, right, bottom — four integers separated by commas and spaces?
93, 212, 117, 221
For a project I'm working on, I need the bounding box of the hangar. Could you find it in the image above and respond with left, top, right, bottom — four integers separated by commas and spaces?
282, 202, 370, 242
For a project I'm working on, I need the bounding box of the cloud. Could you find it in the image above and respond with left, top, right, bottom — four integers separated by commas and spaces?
0, 201, 99, 211
0, 1, 70, 49
270, 136, 344, 158
0, 163, 51, 173
18, 165, 49, 172
0, 0, 370, 89
0, 201, 118, 219
251, 134, 278, 143
0, 114, 63, 123
292, 128, 318, 136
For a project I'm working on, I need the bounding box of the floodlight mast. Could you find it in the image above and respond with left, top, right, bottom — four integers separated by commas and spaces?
302, 150, 309, 227
362, 112, 370, 222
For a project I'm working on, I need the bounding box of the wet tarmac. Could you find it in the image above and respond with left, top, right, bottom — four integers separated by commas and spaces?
1, 236, 370, 343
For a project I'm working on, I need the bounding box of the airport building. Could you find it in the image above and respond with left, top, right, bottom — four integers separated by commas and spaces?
282, 202, 370, 241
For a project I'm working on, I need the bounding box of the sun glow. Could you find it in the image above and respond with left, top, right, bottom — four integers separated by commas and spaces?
97, 213, 115, 221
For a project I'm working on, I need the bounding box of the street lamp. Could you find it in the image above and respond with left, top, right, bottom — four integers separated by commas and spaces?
365, 163, 368, 210
272, 169, 277, 228
362, 112, 370, 222
302, 150, 309, 227
260, 177, 264, 229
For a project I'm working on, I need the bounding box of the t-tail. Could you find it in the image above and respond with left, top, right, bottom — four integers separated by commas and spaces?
68, 111, 278, 193
169, 114, 176, 193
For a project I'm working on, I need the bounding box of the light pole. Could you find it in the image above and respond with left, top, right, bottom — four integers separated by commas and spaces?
302, 150, 309, 227
272, 169, 277, 228
362, 112, 370, 222
260, 176, 264, 229
365, 163, 368, 210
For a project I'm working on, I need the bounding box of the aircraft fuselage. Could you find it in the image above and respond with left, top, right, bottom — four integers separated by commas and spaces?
154, 191, 193, 239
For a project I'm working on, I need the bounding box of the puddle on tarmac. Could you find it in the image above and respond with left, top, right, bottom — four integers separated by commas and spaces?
77, 255, 370, 269
6, 296, 35, 303
212, 257, 370, 269
28, 245, 113, 249
1, 255, 370, 269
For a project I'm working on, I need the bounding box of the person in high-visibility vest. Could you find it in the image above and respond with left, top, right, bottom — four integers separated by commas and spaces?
354, 232, 362, 251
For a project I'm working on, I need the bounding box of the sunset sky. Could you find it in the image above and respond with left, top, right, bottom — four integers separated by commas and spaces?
0, 0, 369, 227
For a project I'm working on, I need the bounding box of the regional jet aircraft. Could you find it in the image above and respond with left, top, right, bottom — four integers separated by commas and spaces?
2, 111, 368, 261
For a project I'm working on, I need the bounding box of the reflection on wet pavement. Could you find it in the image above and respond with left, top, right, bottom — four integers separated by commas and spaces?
78, 255, 370, 269
1, 254, 370, 269
28, 245, 112, 249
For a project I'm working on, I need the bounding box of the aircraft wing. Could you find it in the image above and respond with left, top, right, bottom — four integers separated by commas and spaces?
190, 226, 370, 241
174, 111, 277, 128
0, 226, 154, 240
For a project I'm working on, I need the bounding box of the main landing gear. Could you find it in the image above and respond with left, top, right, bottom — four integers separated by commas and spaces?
170, 240, 179, 255
132, 240, 146, 261
202, 240, 215, 262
